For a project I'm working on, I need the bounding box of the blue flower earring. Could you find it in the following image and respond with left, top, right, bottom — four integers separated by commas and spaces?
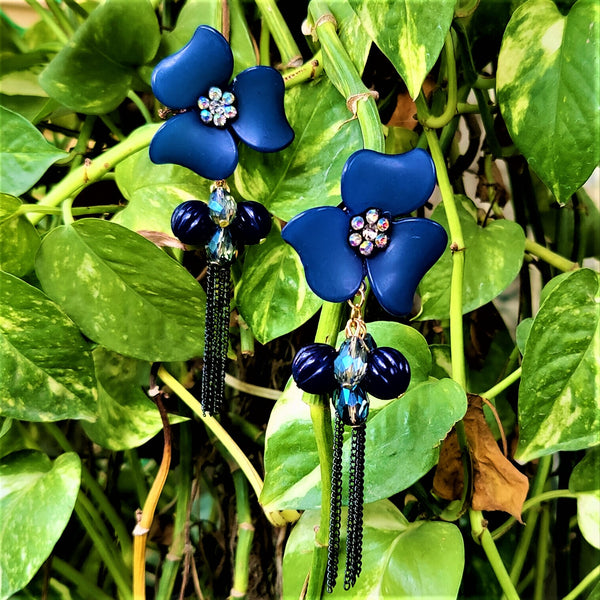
282, 148, 448, 591
151, 25, 293, 415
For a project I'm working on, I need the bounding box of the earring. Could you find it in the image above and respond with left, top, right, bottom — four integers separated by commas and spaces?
149, 25, 294, 414
282, 148, 448, 590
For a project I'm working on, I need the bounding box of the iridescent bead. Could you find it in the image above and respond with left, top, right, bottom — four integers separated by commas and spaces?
224, 105, 237, 118
222, 91, 235, 105
377, 217, 390, 231
208, 187, 237, 226
208, 86, 222, 101
334, 386, 369, 426
363, 227, 377, 241
348, 232, 362, 247
366, 209, 379, 224
359, 240, 374, 256
350, 215, 365, 230
334, 337, 369, 387
213, 113, 227, 127
206, 228, 235, 264
375, 233, 389, 248
197, 96, 210, 110
200, 109, 212, 124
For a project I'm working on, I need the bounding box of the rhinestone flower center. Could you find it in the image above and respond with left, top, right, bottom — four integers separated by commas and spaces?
197, 86, 237, 127
347, 208, 391, 257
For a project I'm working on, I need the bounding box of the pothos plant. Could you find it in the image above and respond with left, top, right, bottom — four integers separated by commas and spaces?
0, 0, 598, 599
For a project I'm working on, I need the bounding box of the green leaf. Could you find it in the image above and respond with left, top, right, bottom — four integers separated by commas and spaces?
235, 229, 323, 345
39, 0, 160, 114
0, 195, 40, 276
346, 0, 455, 99
516, 317, 534, 355
114, 147, 211, 234
0, 451, 81, 599
35, 219, 206, 362
497, 0, 600, 203
229, 0, 258, 74
419, 197, 526, 320
82, 347, 187, 450
517, 269, 600, 462
234, 78, 363, 221
570, 447, 600, 494
0, 106, 67, 196
283, 500, 464, 599
0, 271, 97, 422
261, 377, 466, 511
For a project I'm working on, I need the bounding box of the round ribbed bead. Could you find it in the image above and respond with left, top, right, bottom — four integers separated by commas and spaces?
229, 201, 272, 245
292, 343, 338, 394
363, 347, 410, 399
171, 200, 217, 245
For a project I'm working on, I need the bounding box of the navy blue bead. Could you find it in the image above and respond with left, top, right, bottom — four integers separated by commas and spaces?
363, 347, 411, 400
334, 386, 369, 426
229, 201, 272, 245
171, 200, 217, 245
292, 343, 337, 394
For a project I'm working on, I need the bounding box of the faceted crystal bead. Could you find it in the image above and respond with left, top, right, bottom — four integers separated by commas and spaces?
224, 105, 237, 118
213, 113, 227, 127
359, 240, 373, 256
334, 337, 369, 387
348, 232, 362, 247
375, 233, 389, 248
377, 217, 390, 231
198, 96, 210, 110
350, 215, 365, 230
363, 227, 377, 241
206, 228, 235, 264
208, 86, 222, 101
334, 386, 369, 426
208, 187, 237, 226
366, 209, 379, 224
222, 91, 235, 105
200, 109, 212, 124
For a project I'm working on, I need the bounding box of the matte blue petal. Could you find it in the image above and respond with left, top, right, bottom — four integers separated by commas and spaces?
341, 148, 437, 216
230, 66, 294, 152
149, 111, 239, 181
366, 218, 448, 316
282, 207, 364, 303
151, 25, 233, 109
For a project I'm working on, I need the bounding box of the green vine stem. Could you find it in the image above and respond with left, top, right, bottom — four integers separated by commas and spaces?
562, 565, 600, 600
533, 505, 551, 600
283, 50, 324, 88
23, 0, 68, 42
30, 124, 159, 226
309, 0, 385, 153
127, 91, 154, 125
259, 18, 271, 65
524, 239, 579, 272
254, 0, 302, 67
230, 468, 254, 598
52, 556, 116, 600
482, 367, 522, 401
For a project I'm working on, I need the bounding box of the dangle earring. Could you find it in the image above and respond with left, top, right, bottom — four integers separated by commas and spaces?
291, 285, 411, 590
282, 147, 449, 590
148, 25, 293, 414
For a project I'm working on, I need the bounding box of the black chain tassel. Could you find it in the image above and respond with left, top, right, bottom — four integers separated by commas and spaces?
201, 263, 231, 415
344, 424, 366, 590
326, 412, 345, 592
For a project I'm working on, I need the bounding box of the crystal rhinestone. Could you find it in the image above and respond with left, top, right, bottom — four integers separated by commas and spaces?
213, 105, 225, 115
366, 208, 379, 224
363, 227, 377, 241
348, 232, 362, 247
359, 240, 374, 256
208, 187, 237, 226
375, 233, 389, 248
377, 217, 390, 232
224, 105, 237, 118
206, 228, 235, 264
208, 86, 222, 101
222, 91, 235, 105
200, 109, 212, 124
334, 386, 369, 426
213, 113, 227, 127
197, 96, 210, 110
334, 337, 369, 387
350, 215, 365, 230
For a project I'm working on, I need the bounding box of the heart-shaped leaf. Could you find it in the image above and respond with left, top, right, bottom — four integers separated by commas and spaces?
346, 0, 455, 99
35, 219, 206, 362
114, 147, 211, 234
0, 271, 97, 422
283, 500, 464, 599
261, 377, 466, 511
234, 77, 363, 221
39, 0, 160, 114
517, 269, 600, 462
235, 228, 323, 345
0, 107, 67, 196
497, 0, 600, 203
81, 347, 187, 450
0, 195, 40, 276
570, 448, 600, 549
418, 197, 526, 320
0, 451, 81, 599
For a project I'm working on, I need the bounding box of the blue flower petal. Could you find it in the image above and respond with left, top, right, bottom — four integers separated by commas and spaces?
151, 25, 233, 110
366, 218, 448, 315
149, 111, 239, 181
341, 149, 437, 216
282, 207, 364, 303
230, 66, 294, 152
